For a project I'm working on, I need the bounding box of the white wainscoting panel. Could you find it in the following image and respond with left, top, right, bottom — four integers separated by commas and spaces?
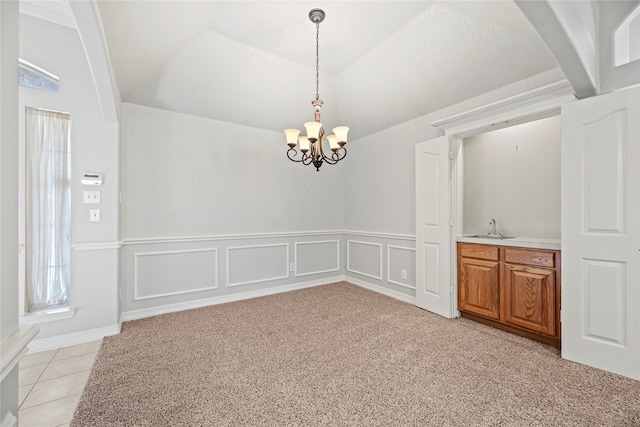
134, 248, 218, 300
387, 245, 416, 289
295, 240, 340, 277
227, 243, 289, 287
347, 240, 383, 280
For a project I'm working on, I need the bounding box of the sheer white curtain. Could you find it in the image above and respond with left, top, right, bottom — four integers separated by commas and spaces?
25, 107, 71, 312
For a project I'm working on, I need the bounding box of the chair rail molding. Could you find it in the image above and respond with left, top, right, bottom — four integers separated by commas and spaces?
122, 230, 345, 246
72, 241, 122, 251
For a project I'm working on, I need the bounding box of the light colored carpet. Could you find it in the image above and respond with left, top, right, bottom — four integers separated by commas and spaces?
72, 282, 640, 426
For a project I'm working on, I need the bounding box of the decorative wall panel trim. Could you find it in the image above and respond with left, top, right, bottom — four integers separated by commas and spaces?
294, 240, 340, 277
122, 230, 413, 246
226, 243, 289, 287
72, 241, 122, 251
387, 245, 416, 289
122, 276, 343, 322
122, 230, 344, 246
347, 240, 383, 280
344, 230, 415, 241
133, 248, 218, 301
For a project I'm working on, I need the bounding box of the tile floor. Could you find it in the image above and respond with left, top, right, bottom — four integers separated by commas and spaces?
18, 339, 102, 427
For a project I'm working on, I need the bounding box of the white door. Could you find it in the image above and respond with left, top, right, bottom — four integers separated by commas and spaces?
415, 136, 453, 318
561, 87, 640, 379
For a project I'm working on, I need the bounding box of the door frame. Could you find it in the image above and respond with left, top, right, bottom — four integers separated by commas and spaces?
426, 78, 575, 318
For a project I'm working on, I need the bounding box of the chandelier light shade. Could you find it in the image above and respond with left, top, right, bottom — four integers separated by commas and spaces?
284, 8, 349, 171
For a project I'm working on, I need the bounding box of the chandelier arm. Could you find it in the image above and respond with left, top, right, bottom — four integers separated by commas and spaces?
287, 147, 306, 163
301, 152, 314, 166
321, 148, 346, 165
336, 147, 347, 160
328, 147, 347, 162
317, 135, 347, 164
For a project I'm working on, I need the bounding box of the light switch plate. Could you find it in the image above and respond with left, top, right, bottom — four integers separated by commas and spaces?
83, 190, 101, 204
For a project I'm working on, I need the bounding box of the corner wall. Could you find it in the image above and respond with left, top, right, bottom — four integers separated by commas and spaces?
19, 15, 120, 347
120, 103, 346, 319
1, 1, 19, 423
342, 68, 569, 302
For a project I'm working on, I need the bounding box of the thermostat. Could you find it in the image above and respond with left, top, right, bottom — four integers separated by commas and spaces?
81, 172, 102, 186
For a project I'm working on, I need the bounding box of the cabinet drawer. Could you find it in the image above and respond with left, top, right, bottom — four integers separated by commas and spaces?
458, 243, 499, 261
504, 248, 555, 268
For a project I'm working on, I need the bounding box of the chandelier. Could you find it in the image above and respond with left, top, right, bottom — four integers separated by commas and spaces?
284, 8, 349, 171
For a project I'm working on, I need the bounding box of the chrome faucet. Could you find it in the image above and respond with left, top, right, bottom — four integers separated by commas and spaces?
489, 218, 497, 237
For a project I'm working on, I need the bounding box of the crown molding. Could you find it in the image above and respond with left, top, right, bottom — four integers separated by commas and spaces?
19, 0, 75, 29
431, 79, 575, 137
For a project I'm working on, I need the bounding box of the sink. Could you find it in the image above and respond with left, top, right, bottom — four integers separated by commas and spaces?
465, 234, 516, 240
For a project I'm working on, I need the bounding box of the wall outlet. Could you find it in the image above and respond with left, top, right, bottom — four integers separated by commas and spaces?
290, 263, 295, 272
401, 269, 407, 280
83, 190, 101, 204
89, 209, 101, 222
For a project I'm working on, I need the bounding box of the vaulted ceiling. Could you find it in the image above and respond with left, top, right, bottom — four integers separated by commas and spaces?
22, 1, 560, 140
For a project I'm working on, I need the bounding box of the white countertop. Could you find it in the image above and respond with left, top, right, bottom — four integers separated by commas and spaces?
456, 235, 561, 250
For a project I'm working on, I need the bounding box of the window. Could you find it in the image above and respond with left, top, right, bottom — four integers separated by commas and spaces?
614, 4, 640, 67
25, 107, 71, 312
18, 59, 60, 92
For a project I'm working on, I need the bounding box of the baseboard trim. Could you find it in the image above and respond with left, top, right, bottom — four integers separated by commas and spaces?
23, 278, 418, 351
122, 276, 346, 322
1, 412, 17, 427
346, 276, 416, 305
27, 324, 121, 354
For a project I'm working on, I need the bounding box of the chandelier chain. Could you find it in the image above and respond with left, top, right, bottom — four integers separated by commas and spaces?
284, 9, 348, 172
315, 22, 320, 101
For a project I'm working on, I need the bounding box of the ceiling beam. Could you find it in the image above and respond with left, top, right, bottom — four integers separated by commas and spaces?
516, 0, 598, 99
68, 0, 120, 123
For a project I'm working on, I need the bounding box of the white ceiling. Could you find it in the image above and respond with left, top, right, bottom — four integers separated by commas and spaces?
24, 1, 560, 140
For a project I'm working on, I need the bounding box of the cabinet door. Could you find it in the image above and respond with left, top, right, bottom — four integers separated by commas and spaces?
458, 257, 500, 320
504, 264, 555, 336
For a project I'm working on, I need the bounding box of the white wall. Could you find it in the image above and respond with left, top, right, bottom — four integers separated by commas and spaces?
599, 1, 640, 92
121, 103, 345, 237
462, 115, 561, 239
1, 2, 21, 424
19, 15, 120, 344
120, 103, 346, 318
342, 69, 567, 300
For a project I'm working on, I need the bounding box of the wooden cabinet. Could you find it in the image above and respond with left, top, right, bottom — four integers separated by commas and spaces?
457, 242, 561, 347
458, 257, 500, 320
